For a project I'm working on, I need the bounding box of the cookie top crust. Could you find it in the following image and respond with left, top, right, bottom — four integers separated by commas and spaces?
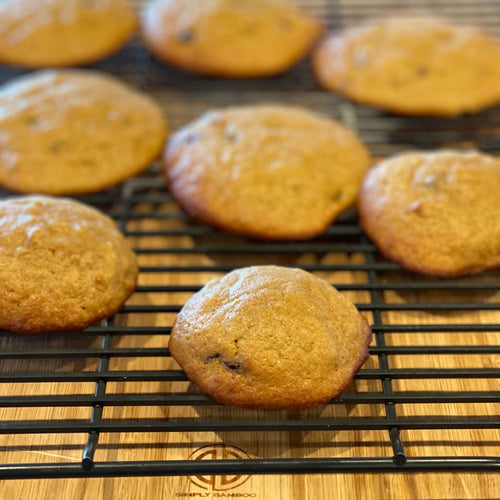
0, 0, 138, 67
0, 196, 138, 334
164, 105, 371, 240
0, 69, 167, 195
169, 265, 372, 410
313, 17, 500, 116
142, 0, 322, 77
359, 150, 500, 277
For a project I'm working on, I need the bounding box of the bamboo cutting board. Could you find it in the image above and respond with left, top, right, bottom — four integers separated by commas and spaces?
1, 206, 499, 499
1, 0, 500, 498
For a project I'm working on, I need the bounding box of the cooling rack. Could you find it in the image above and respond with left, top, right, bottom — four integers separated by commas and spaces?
0, 0, 499, 480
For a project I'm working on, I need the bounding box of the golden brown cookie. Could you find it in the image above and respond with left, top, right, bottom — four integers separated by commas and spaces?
0, 0, 138, 67
0, 69, 167, 195
359, 150, 500, 277
313, 17, 500, 116
0, 196, 138, 334
141, 0, 322, 78
169, 266, 372, 410
164, 105, 371, 240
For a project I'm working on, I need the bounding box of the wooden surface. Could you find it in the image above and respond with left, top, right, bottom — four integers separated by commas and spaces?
1, 221, 499, 499
1, 0, 500, 498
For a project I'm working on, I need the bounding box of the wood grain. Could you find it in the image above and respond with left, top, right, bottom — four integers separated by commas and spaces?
1, 1, 499, 498
1, 202, 499, 499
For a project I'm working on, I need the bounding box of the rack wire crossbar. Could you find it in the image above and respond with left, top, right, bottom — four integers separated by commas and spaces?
1, 0, 500, 480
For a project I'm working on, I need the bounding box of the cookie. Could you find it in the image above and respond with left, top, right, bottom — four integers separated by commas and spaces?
169, 266, 372, 410
0, 0, 138, 67
141, 0, 322, 78
0, 69, 167, 195
313, 17, 500, 116
0, 196, 138, 334
359, 150, 500, 277
164, 105, 371, 240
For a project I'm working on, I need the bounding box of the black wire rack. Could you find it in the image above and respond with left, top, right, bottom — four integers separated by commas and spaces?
1, 0, 500, 480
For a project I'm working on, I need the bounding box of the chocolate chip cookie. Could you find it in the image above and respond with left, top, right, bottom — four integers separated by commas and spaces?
164, 105, 371, 240
359, 150, 500, 277
0, 69, 167, 195
169, 266, 372, 410
142, 0, 322, 78
313, 17, 500, 116
0, 196, 138, 334
0, 0, 138, 67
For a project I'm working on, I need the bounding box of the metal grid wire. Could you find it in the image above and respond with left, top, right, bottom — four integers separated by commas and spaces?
0, 0, 500, 479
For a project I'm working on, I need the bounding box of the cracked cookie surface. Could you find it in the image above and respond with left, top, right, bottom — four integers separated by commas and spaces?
0, 69, 167, 195
142, 0, 322, 78
313, 17, 500, 116
0, 0, 138, 67
359, 150, 500, 277
0, 196, 138, 334
169, 266, 372, 410
164, 105, 371, 240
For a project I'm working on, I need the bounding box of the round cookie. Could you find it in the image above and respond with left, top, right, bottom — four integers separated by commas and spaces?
359, 150, 500, 277
141, 0, 322, 78
0, 69, 167, 195
164, 105, 371, 240
0, 0, 138, 67
0, 196, 138, 334
169, 266, 372, 410
313, 17, 500, 116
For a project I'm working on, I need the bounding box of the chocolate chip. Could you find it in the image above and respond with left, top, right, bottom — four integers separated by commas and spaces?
204, 353, 221, 364
226, 133, 240, 143
27, 116, 41, 127
224, 361, 242, 371
177, 30, 194, 43
415, 66, 429, 77
49, 139, 70, 153
331, 190, 343, 202
205, 353, 242, 371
